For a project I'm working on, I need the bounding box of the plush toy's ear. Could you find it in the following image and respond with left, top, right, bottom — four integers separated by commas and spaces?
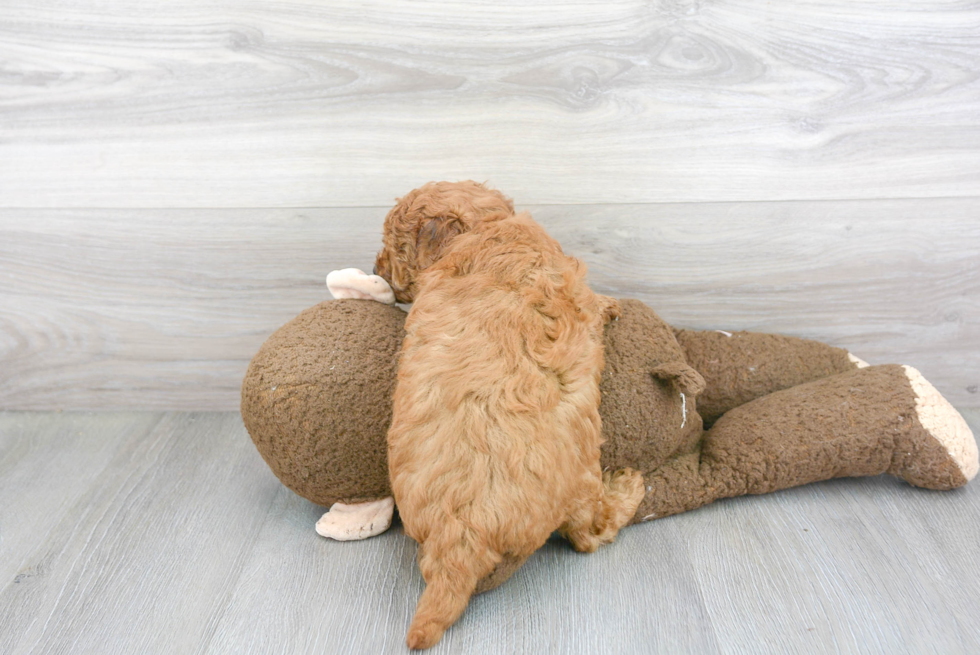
651, 361, 707, 397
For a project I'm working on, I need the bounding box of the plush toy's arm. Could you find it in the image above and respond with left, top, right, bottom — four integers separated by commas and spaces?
673, 328, 866, 425
319, 271, 397, 540
327, 268, 396, 304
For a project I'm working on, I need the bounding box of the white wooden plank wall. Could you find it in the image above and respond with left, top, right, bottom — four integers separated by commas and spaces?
0, 1, 978, 410
1, 201, 977, 409
2, 0, 979, 206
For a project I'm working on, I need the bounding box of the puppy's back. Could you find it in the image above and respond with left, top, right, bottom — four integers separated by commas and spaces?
389, 214, 609, 649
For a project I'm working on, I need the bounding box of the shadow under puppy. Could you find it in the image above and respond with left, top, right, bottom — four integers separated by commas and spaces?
375, 181, 645, 649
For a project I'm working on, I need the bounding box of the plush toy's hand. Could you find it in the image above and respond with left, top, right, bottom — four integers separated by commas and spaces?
315, 497, 395, 541
326, 268, 396, 305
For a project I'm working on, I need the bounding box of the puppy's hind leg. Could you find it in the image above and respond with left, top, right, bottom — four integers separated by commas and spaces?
602, 467, 646, 528
560, 468, 645, 553
407, 528, 499, 650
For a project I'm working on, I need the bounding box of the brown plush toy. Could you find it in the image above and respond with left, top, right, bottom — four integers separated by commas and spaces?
241, 270, 978, 593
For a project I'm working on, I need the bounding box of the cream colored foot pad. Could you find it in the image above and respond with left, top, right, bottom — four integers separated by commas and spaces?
904, 365, 978, 482
316, 497, 395, 541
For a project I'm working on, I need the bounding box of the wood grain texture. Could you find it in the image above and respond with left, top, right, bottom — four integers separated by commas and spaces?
0, 413, 160, 591
2, 0, 979, 207
0, 412, 279, 655
1, 198, 977, 410
1, 409, 978, 654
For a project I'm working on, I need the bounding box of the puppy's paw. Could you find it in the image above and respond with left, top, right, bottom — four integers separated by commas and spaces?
604, 468, 646, 525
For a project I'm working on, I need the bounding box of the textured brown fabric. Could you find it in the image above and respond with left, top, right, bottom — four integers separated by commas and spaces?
630, 449, 713, 523
598, 300, 704, 475
675, 328, 857, 426
241, 299, 406, 506
243, 297, 706, 507
631, 364, 968, 523
242, 301, 971, 532
701, 365, 916, 497
703, 363, 970, 493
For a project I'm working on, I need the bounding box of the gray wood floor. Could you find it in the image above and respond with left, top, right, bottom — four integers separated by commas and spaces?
2, 409, 979, 655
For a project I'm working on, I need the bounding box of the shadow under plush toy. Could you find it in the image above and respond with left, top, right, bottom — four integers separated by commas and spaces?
241, 192, 978, 643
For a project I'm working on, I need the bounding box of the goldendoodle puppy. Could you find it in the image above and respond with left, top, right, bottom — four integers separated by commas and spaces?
375, 181, 645, 650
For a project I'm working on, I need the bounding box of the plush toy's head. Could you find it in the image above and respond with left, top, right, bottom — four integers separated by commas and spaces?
374, 180, 514, 303
242, 297, 701, 509
600, 300, 705, 472
241, 299, 406, 506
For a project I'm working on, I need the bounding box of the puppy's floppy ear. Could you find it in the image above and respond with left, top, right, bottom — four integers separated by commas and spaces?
416, 215, 465, 269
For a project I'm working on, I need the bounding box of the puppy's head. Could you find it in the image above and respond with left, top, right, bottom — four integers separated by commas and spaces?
374, 181, 514, 302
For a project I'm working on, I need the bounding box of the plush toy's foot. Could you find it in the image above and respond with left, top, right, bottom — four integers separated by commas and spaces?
892, 365, 978, 488
326, 268, 396, 304
315, 497, 395, 540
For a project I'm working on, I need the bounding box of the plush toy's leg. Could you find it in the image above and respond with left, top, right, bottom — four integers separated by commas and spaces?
315, 497, 395, 540
631, 365, 978, 524
673, 328, 866, 425
632, 449, 715, 522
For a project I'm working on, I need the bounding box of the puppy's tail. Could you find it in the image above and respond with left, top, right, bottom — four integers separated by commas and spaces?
407, 532, 498, 650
